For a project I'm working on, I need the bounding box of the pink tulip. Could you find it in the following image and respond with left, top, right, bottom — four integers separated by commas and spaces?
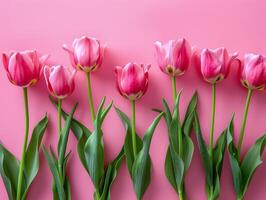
62, 36, 104, 72
154, 38, 191, 77
44, 65, 76, 99
115, 63, 150, 101
2, 50, 49, 87
192, 47, 238, 83
240, 53, 266, 90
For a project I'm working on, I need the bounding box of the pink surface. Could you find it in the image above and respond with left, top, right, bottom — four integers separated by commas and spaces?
1, 0, 266, 199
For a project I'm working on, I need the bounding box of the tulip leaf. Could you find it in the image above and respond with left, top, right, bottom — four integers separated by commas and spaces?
57, 103, 78, 163
241, 134, 266, 195
114, 106, 143, 175
193, 112, 213, 186
164, 147, 178, 192
161, 91, 197, 198
182, 91, 198, 136
0, 144, 20, 200
22, 115, 48, 199
182, 134, 194, 172
83, 98, 109, 189
44, 103, 78, 200
100, 148, 124, 200
227, 116, 266, 199
115, 106, 163, 200
194, 111, 227, 200
227, 118, 242, 197
43, 146, 65, 200
52, 96, 124, 199
0, 114, 48, 200
131, 112, 163, 200
49, 96, 91, 140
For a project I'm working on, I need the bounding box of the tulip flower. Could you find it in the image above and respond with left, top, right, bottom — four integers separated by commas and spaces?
192, 47, 238, 84
193, 47, 238, 200
154, 38, 196, 200
43, 65, 77, 199
1, 50, 49, 200
154, 38, 191, 101
115, 62, 163, 200
44, 65, 76, 134
62, 36, 104, 73
60, 37, 124, 200
226, 54, 266, 200
240, 53, 266, 90
192, 47, 238, 146
63, 36, 104, 123
2, 50, 49, 87
115, 62, 150, 101
154, 38, 191, 77
44, 65, 76, 99
236, 53, 266, 156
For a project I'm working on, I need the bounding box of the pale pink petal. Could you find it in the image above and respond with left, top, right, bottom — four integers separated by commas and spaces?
62, 44, 77, 67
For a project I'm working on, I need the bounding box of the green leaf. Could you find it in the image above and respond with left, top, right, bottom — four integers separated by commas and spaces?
227, 116, 243, 198
168, 92, 182, 150
100, 148, 124, 200
49, 96, 91, 140
58, 103, 78, 165
0, 144, 20, 200
165, 145, 184, 193
212, 130, 227, 200
84, 98, 110, 189
115, 106, 143, 176
132, 112, 163, 200
162, 99, 172, 126
182, 91, 198, 136
193, 112, 213, 189
77, 133, 90, 173
241, 134, 266, 196
162, 92, 196, 197
182, 134, 194, 171
43, 146, 65, 200
164, 147, 178, 192
22, 115, 48, 199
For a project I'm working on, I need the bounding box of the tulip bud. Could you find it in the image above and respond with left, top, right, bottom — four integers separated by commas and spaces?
193, 47, 238, 84
154, 38, 191, 77
115, 63, 150, 101
240, 53, 266, 90
62, 36, 104, 72
44, 65, 76, 99
2, 50, 49, 87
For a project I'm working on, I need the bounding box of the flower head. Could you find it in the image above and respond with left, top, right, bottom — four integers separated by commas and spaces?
115, 63, 150, 101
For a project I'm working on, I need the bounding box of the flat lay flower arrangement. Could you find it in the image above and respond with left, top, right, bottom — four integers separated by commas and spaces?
1, 36, 266, 200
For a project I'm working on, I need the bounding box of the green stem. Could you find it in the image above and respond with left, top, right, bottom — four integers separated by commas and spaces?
95, 189, 101, 200
178, 186, 185, 200
58, 99, 62, 135
209, 83, 216, 160
179, 192, 184, 200
171, 76, 177, 101
171, 76, 182, 156
237, 88, 253, 160
131, 100, 137, 158
86, 72, 96, 124
17, 88, 29, 200
178, 121, 183, 156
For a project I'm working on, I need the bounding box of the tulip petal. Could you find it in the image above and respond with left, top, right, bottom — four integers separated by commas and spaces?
62, 44, 76, 67
2, 53, 9, 71
115, 66, 124, 96
44, 65, 54, 95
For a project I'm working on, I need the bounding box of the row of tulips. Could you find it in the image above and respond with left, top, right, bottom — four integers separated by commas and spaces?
0, 36, 266, 200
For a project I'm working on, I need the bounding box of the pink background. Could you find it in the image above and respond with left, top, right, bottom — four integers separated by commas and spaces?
1, 0, 266, 199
